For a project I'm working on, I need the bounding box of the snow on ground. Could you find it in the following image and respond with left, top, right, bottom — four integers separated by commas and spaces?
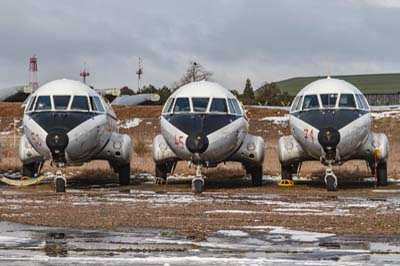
259, 114, 289, 125
119, 118, 142, 129
268, 227, 335, 242
216, 230, 249, 237
205, 210, 265, 215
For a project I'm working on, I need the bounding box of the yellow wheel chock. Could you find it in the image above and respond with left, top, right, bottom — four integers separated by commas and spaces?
278, 179, 294, 187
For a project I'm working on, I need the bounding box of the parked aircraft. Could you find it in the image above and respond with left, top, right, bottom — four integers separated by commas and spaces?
16, 79, 159, 192
152, 81, 265, 193
278, 77, 388, 191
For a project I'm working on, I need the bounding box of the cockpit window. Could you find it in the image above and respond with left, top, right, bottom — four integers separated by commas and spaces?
210, 98, 228, 113
290, 96, 301, 112
302, 95, 319, 110
35, 96, 52, 111
339, 94, 356, 108
27, 96, 36, 112
320, 94, 338, 108
227, 99, 243, 115
53, 96, 71, 110
173, 98, 190, 113
71, 96, 89, 111
163, 98, 174, 114
90, 96, 105, 112
192, 98, 209, 112
356, 94, 369, 109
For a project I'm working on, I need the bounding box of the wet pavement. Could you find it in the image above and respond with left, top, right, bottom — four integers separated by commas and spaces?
0, 221, 399, 265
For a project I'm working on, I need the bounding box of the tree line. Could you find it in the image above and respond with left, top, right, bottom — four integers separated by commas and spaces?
118, 62, 293, 106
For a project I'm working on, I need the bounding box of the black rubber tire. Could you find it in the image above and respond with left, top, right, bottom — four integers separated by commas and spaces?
155, 164, 168, 180
377, 162, 388, 186
22, 162, 42, 178
118, 164, 131, 186
192, 179, 203, 194
251, 166, 263, 186
326, 175, 337, 192
55, 178, 66, 193
281, 165, 293, 180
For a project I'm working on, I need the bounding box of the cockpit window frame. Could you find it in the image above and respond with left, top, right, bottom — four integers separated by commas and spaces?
70, 95, 90, 112
34, 95, 52, 111
210, 97, 228, 114
173, 97, 191, 113
191, 97, 210, 113
320, 93, 338, 109
338, 93, 357, 109
53, 95, 72, 111
301, 94, 320, 110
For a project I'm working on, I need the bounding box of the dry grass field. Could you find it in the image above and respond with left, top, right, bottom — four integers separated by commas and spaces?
0, 103, 398, 180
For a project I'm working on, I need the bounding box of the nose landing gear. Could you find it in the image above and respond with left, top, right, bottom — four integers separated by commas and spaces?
324, 167, 337, 192
192, 164, 205, 194
55, 169, 66, 193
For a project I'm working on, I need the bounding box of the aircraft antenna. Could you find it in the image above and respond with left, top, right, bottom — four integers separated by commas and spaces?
136, 57, 143, 90
29, 54, 39, 92
80, 62, 90, 84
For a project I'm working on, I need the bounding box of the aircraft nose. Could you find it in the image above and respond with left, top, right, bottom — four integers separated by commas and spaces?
46, 129, 69, 154
186, 132, 209, 154
317, 127, 340, 151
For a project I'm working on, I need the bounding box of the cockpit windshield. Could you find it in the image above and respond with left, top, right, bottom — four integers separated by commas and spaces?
35, 96, 52, 111
302, 95, 319, 110
71, 96, 90, 111
210, 98, 228, 113
192, 98, 209, 112
54, 96, 71, 110
174, 98, 190, 113
339, 94, 356, 108
320, 94, 338, 108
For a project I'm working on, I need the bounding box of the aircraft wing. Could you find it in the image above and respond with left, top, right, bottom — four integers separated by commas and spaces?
111, 93, 160, 106
0, 85, 31, 102
370, 105, 400, 111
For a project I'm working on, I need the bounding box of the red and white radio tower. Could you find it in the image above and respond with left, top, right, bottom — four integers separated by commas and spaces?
29, 55, 39, 92
80, 63, 90, 84
136, 57, 143, 90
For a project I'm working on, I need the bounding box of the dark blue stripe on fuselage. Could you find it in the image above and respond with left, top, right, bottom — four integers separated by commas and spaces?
291, 109, 369, 130
27, 112, 99, 133
163, 114, 240, 135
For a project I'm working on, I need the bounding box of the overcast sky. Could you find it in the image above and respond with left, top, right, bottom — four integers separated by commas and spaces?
0, 0, 399, 91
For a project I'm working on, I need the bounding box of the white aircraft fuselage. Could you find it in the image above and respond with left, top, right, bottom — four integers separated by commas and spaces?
278, 78, 388, 190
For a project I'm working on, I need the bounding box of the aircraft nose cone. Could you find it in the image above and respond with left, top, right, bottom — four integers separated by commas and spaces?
186, 132, 209, 154
46, 129, 69, 153
318, 127, 340, 150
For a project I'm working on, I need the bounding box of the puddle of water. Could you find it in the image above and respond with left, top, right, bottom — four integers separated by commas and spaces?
0, 222, 398, 265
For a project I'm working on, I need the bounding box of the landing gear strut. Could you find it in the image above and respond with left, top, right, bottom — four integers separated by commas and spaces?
55, 169, 66, 193
192, 164, 204, 194
325, 167, 337, 192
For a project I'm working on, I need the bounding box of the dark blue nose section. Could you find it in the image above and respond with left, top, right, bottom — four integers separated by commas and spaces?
186, 132, 209, 154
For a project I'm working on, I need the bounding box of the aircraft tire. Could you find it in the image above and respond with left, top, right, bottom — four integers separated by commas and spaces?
377, 162, 388, 186
281, 165, 292, 180
22, 162, 41, 178
55, 178, 66, 193
118, 164, 131, 186
326, 175, 337, 192
251, 166, 263, 186
192, 179, 203, 194
155, 164, 167, 180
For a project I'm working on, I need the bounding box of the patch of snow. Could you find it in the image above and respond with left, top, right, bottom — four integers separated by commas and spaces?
119, 118, 142, 129
217, 230, 249, 237
205, 210, 265, 214
268, 228, 335, 242
272, 208, 322, 213
260, 114, 289, 125
371, 110, 400, 120
371, 189, 400, 193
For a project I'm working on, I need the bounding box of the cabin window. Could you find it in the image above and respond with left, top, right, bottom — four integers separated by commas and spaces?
210, 98, 228, 113
163, 98, 174, 114
71, 96, 89, 111
302, 95, 319, 110
290, 96, 301, 112
173, 98, 190, 113
35, 96, 52, 111
339, 94, 356, 108
53, 96, 71, 110
192, 98, 209, 112
320, 94, 338, 108
27, 96, 36, 112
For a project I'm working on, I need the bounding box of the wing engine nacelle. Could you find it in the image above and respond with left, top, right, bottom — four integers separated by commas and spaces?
227, 134, 265, 167
152, 134, 179, 164
278, 135, 310, 166
94, 132, 131, 166
19, 135, 44, 164
355, 132, 388, 162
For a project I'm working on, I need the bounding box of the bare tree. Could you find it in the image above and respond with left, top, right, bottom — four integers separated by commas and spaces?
173, 61, 213, 89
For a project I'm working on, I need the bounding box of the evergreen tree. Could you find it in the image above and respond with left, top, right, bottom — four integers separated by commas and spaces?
239, 78, 256, 105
